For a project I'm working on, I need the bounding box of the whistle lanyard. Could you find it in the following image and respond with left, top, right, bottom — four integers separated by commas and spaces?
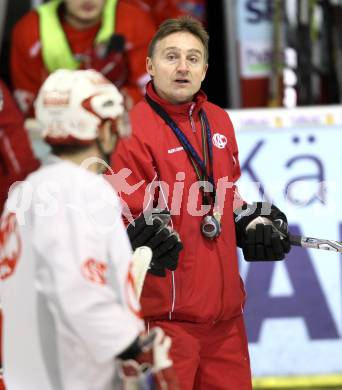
146, 94, 215, 206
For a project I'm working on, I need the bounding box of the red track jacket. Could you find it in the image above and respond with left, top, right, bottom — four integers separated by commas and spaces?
10, 0, 156, 116
112, 82, 246, 323
0, 80, 40, 215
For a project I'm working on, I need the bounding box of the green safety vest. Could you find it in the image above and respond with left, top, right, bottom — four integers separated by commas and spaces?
37, 0, 117, 72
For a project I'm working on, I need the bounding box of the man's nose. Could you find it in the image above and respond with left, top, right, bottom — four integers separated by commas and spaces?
176, 57, 189, 72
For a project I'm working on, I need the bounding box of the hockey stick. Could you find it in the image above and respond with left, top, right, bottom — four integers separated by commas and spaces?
289, 234, 342, 252
297, 0, 314, 105
268, 0, 283, 107
247, 216, 342, 253
283, 0, 299, 107
129, 210, 174, 300
131, 246, 152, 300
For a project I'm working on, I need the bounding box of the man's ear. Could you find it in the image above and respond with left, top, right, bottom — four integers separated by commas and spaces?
201, 63, 208, 81
146, 57, 154, 76
98, 120, 117, 154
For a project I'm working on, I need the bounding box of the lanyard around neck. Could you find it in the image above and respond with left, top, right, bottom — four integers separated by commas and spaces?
145, 94, 215, 204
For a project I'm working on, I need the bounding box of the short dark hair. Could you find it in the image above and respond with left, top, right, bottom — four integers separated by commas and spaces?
148, 16, 209, 63
50, 143, 92, 156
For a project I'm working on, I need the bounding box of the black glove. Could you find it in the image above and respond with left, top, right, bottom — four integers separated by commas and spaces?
234, 202, 291, 261
127, 210, 183, 277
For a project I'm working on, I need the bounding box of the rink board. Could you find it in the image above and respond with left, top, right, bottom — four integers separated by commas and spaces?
228, 106, 342, 387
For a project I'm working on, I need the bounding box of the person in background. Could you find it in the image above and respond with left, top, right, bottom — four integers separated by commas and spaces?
10, 0, 156, 117
111, 16, 292, 389
0, 78, 39, 214
0, 69, 179, 390
135, 0, 206, 25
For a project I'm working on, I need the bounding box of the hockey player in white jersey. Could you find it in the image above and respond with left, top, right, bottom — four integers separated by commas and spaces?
0, 69, 179, 390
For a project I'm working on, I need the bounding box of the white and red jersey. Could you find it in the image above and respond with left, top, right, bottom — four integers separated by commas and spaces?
0, 158, 144, 390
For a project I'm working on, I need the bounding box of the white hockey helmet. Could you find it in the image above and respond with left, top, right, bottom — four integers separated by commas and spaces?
34, 69, 130, 145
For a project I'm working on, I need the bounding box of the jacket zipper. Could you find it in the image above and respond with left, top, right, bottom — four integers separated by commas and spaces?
156, 177, 177, 321
0, 129, 21, 174
168, 271, 176, 320
189, 103, 196, 132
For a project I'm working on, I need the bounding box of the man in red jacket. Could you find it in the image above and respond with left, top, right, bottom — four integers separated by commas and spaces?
112, 16, 291, 389
10, 0, 156, 117
0, 79, 39, 214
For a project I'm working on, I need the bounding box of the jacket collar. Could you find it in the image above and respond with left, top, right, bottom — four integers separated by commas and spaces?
145, 81, 207, 119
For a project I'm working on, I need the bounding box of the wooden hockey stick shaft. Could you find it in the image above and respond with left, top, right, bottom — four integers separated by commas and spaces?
131, 246, 152, 300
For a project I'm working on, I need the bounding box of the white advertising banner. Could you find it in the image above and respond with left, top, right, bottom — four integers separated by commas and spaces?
236, 0, 273, 78
228, 106, 342, 385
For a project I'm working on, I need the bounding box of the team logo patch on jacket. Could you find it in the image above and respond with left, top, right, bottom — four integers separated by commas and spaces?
82, 258, 107, 285
0, 212, 21, 280
212, 133, 227, 149
168, 146, 184, 154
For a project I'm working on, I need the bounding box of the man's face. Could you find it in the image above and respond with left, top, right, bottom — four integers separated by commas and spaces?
146, 32, 208, 104
64, 0, 105, 26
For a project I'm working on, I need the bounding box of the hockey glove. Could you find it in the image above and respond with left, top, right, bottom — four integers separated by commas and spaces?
117, 327, 180, 390
234, 202, 291, 261
127, 210, 183, 277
